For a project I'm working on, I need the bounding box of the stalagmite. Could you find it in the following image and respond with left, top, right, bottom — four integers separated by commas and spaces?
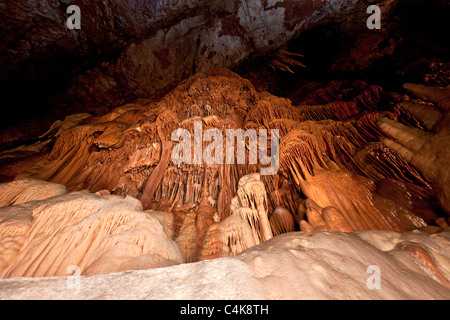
199, 214, 256, 261
0, 179, 183, 278
269, 206, 295, 236
230, 173, 273, 245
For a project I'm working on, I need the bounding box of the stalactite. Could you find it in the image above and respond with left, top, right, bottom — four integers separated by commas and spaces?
2, 70, 448, 274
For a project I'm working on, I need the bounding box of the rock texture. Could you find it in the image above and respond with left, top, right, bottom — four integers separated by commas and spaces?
0, 230, 449, 300
230, 173, 273, 245
7, 0, 444, 142
1, 69, 448, 256
0, 179, 183, 278
2, 0, 367, 97
1, 0, 449, 301
0, 178, 66, 207
379, 84, 450, 213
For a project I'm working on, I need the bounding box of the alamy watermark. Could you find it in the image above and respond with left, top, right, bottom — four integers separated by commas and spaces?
367, 5, 382, 30
65, 4, 381, 31
66, 5, 81, 30
171, 121, 279, 176
366, 265, 381, 290
66, 265, 81, 290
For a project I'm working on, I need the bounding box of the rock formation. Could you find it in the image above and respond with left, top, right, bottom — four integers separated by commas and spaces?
379, 84, 450, 213
0, 178, 66, 207
0, 68, 448, 282
1, 0, 376, 142
2, 69, 444, 238
0, 179, 183, 278
0, 0, 449, 301
230, 173, 273, 245
1, 230, 449, 300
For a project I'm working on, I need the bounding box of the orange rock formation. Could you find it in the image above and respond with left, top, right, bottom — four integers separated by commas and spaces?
0, 69, 448, 278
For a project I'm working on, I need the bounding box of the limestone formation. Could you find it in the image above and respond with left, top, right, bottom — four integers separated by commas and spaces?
0, 179, 183, 278
379, 84, 450, 214
1, 230, 449, 300
199, 214, 256, 261
270, 206, 295, 236
1, 70, 447, 248
2, 0, 381, 124
0, 0, 449, 302
230, 173, 273, 245
0, 178, 66, 207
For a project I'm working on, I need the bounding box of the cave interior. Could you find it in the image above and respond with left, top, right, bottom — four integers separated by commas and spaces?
0, 0, 449, 292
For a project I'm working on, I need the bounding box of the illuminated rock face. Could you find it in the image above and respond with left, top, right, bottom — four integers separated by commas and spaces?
9, 0, 449, 145
379, 84, 450, 214
2, 68, 449, 248
0, 179, 183, 278
0, 67, 449, 283
0, 0, 449, 301
0, 230, 449, 300
0, 75, 426, 225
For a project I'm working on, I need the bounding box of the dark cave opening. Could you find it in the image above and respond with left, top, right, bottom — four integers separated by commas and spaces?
236, 0, 450, 98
